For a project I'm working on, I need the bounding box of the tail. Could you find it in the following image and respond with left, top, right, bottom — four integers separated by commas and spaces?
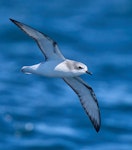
21, 66, 32, 74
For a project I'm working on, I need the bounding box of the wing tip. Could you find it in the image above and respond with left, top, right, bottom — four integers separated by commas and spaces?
92, 117, 101, 132
10, 18, 17, 24
94, 123, 100, 132
10, 18, 23, 28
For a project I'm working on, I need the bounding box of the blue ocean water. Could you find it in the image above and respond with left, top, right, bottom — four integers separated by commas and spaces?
0, 0, 132, 149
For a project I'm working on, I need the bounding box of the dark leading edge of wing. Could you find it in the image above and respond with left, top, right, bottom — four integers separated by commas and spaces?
63, 77, 101, 132
10, 18, 65, 61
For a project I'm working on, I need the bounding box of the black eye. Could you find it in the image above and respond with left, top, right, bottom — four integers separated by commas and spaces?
78, 66, 83, 69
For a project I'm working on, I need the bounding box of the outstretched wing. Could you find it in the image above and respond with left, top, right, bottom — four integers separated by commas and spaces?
63, 77, 101, 132
10, 19, 65, 61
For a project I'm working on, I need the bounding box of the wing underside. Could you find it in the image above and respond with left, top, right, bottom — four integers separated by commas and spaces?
10, 19, 65, 61
63, 77, 101, 132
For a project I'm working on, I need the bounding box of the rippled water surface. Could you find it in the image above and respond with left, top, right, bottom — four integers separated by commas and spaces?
0, 0, 132, 149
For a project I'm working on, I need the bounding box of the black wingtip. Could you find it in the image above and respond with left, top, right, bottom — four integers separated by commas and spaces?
95, 125, 100, 133
94, 119, 101, 132
9, 18, 15, 23
9, 18, 19, 25
89, 113, 101, 133
9, 18, 13, 21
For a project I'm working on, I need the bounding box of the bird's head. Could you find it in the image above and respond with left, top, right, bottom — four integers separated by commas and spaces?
74, 62, 92, 75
